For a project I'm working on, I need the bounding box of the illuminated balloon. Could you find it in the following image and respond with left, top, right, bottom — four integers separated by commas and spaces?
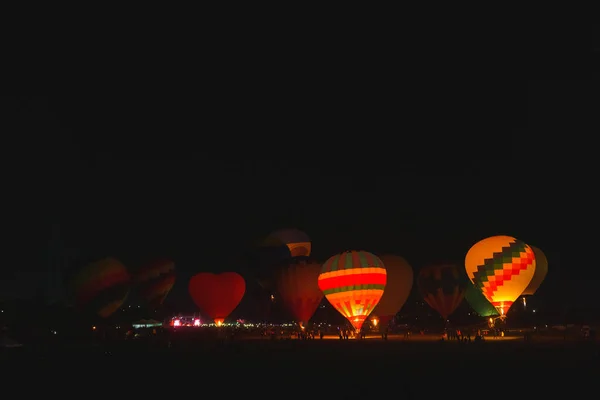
189, 272, 246, 326
417, 264, 465, 320
318, 250, 386, 332
265, 228, 311, 257
464, 280, 499, 317
276, 257, 323, 327
521, 246, 548, 296
465, 235, 536, 316
134, 259, 176, 309
371, 254, 413, 327
69, 257, 130, 318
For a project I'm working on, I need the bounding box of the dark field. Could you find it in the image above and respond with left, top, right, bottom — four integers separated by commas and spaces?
3, 335, 598, 398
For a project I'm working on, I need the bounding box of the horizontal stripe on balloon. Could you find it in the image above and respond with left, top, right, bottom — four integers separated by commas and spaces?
322, 284, 385, 295
323, 289, 385, 302
318, 270, 386, 292
319, 267, 386, 280
491, 300, 513, 307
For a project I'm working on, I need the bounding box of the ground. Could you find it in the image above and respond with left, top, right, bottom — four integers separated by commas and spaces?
2, 333, 597, 398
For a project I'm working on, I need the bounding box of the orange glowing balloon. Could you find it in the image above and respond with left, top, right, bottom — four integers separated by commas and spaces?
465, 235, 536, 316
371, 254, 413, 327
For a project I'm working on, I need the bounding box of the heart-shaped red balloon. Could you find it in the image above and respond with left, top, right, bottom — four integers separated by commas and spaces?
189, 272, 246, 325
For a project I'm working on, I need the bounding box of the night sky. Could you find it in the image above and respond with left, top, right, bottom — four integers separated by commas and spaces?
2, 32, 596, 311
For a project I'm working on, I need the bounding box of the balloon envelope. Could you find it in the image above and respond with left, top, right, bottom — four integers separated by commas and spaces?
465, 235, 536, 316
464, 280, 499, 317
521, 246, 548, 296
318, 250, 386, 331
189, 272, 245, 325
248, 244, 291, 290
135, 258, 176, 309
371, 255, 413, 326
69, 257, 130, 318
276, 257, 323, 326
265, 228, 311, 257
417, 264, 465, 320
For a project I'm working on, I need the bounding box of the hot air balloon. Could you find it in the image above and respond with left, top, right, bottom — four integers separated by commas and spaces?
276, 257, 323, 328
465, 235, 536, 317
519, 246, 548, 309
521, 246, 548, 296
371, 254, 413, 327
134, 259, 176, 310
189, 272, 246, 326
318, 250, 386, 332
417, 264, 465, 320
248, 243, 291, 291
265, 228, 311, 258
464, 280, 499, 317
69, 257, 131, 318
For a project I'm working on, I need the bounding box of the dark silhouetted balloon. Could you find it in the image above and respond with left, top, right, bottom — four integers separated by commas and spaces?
248, 244, 291, 290
69, 257, 131, 318
134, 258, 175, 309
276, 257, 323, 327
264, 228, 311, 257
417, 264, 465, 320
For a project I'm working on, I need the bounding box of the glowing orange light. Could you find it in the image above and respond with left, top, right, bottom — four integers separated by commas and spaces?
173, 319, 181, 326
92, 326, 96, 330
215, 319, 224, 327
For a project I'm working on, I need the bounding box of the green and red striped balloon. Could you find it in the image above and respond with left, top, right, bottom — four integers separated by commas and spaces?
318, 250, 386, 331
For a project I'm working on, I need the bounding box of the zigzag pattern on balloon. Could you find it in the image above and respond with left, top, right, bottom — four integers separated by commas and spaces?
471, 239, 535, 306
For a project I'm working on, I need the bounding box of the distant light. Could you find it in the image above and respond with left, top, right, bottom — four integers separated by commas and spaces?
92, 326, 96, 331
173, 319, 181, 327
193, 319, 200, 326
